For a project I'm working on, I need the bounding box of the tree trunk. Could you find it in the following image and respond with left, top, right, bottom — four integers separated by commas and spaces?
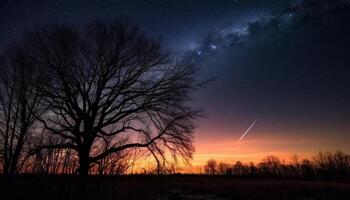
77, 146, 90, 200
8, 131, 26, 175
78, 149, 90, 177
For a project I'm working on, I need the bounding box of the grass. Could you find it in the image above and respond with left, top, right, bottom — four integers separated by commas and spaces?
1, 175, 350, 200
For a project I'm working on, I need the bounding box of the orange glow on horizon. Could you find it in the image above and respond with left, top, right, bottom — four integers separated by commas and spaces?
190, 125, 350, 168
129, 120, 350, 174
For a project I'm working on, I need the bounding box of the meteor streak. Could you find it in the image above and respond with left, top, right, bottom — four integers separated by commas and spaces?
238, 119, 259, 142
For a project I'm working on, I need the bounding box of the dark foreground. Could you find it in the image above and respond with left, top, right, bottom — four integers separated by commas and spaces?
1, 175, 350, 200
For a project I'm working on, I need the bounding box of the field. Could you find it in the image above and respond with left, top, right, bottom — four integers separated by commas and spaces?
1, 175, 350, 200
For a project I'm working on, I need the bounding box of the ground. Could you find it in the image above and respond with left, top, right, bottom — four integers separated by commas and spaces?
1, 175, 350, 200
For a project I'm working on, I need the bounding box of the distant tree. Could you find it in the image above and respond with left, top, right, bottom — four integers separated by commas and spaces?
290, 154, 301, 178
332, 150, 350, 176
233, 161, 244, 176
300, 159, 315, 179
218, 162, 231, 175
290, 154, 300, 165
313, 151, 334, 178
248, 162, 257, 176
204, 159, 217, 175
0, 46, 44, 175
18, 20, 201, 176
312, 150, 350, 179
259, 156, 281, 177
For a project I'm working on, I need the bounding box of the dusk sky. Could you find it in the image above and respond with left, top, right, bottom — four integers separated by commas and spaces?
1, 0, 350, 167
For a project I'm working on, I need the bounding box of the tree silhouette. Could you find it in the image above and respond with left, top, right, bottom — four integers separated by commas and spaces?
233, 161, 244, 176
218, 162, 231, 175
300, 159, 315, 179
0, 46, 44, 175
17, 20, 201, 176
204, 159, 217, 175
202, 151, 350, 179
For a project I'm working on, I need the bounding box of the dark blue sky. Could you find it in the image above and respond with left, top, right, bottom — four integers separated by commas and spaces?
1, 0, 350, 156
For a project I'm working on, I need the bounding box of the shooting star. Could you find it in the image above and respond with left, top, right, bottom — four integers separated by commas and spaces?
238, 119, 259, 142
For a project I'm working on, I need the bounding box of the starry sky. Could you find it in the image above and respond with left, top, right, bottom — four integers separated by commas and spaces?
1, 0, 350, 166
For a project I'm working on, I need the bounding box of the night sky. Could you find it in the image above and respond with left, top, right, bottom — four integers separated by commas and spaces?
1, 0, 350, 166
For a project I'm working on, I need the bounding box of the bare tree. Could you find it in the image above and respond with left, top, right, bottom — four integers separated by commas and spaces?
290, 154, 301, 178
313, 150, 350, 178
19, 20, 201, 176
300, 159, 315, 179
204, 159, 217, 175
0, 46, 44, 175
218, 162, 231, 175
233, 161, 244, 176
332, 150, 350, 176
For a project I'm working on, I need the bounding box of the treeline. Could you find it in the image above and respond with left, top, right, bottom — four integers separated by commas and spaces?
203, 151, 350, 180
